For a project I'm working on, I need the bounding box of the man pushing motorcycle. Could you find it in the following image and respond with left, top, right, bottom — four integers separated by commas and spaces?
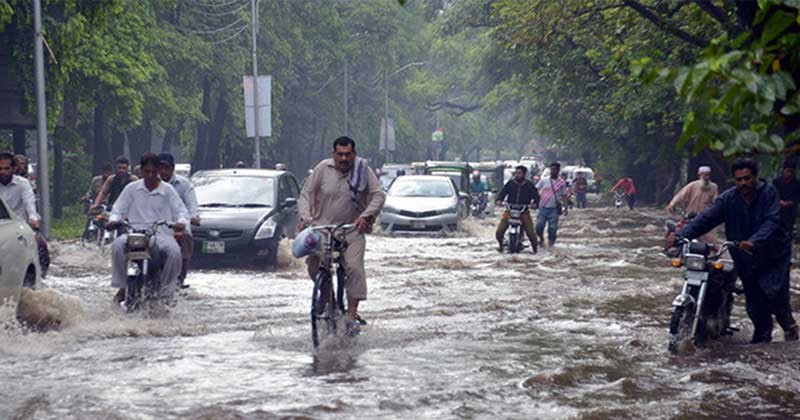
676, 159, 798, 343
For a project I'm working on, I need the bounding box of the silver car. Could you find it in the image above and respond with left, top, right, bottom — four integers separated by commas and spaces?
380, 175, 466, 233
0, 196, 41, 314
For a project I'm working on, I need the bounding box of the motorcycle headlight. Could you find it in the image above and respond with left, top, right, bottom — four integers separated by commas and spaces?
254, 217, 278, 240
685, 254, 706, 271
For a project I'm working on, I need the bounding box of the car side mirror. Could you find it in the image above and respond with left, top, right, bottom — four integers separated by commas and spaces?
282, 197, 298, 209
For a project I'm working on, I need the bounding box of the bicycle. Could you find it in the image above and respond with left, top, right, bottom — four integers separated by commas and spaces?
309, 223, 354, 348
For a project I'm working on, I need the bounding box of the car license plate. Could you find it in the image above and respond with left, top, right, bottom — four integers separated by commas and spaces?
203, 241, 225, 254
410, 220, 426, 229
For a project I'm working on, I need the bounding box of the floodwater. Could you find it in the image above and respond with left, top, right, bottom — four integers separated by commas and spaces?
2, 205, 800, 419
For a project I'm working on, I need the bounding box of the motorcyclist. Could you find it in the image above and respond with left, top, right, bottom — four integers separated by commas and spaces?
495, 165, 539, 253
469, 170, 488, 194
469, 170, 489, 213
0, 151, 49, 276
91, 156, 138, 212
106, 153, 189, 304
82, 163, 113, 205
159, 153, 200, 289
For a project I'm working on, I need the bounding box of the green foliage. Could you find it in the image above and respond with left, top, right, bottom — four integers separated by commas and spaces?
638, 0, 800, 157
51, 204, 85, 241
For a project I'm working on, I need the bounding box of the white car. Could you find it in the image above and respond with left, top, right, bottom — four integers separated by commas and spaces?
0, 196, 42, 314
380, 175, 466, 233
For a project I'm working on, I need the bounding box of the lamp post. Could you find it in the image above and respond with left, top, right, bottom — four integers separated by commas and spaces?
383, 61, 425, 164
33, 0, 50, 238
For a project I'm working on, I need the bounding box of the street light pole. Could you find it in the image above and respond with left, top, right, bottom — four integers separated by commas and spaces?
250, 0, 261, 168
384, 69, 389, 164
33, 0, 50, 238
344, 60, 349, 136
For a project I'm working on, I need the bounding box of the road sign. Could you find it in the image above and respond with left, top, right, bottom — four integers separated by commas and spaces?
243, 75, 271, 137
380, 117, 396, 151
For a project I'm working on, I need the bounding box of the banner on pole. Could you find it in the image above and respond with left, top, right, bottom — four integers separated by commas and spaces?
243, 75, 272, 137
380, 117, 396, 151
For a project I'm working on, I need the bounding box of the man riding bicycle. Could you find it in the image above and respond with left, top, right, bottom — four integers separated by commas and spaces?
298, 136, 386, 335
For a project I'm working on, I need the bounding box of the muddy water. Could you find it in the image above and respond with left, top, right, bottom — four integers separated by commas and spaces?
2, 207, 799, 419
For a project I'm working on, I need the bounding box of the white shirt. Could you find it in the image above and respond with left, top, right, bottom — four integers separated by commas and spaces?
536, 177, 568, 209
0, 175, 40, 222
110, 180, 189, 236
165, 174, 198, 218
165, 174, 198, 234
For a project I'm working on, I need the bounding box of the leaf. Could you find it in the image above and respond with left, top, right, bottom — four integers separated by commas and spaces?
677, 111, 696, 149
761, 11, 796, 46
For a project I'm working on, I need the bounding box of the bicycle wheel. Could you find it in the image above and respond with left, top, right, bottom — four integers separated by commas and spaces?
311, 271, 336, 348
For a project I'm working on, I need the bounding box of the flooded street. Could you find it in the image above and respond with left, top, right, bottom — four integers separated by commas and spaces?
3, 206, 800, 419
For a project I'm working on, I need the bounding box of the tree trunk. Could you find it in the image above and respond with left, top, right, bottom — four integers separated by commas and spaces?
205, 85, 228, 170
53, 141, 63, 218
110, 128, 125, 159
193, 76, 212, 170
12, 127, 25, 154
93, 103, 109, 174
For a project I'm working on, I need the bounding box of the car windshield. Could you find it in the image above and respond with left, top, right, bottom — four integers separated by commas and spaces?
429, 172, 462, 189
390, 178, 454, 198
194, 176, 276, 207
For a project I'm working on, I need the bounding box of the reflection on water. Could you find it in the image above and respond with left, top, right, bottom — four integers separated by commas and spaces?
1, 205, 798, 419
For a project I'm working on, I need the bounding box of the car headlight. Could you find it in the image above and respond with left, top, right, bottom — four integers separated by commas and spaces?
254, 217, 277, 240
443, 204, 458, 214
383, 205, 400, 214
685, 254, 706, 271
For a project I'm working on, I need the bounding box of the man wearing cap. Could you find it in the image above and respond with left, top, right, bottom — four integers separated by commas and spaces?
159, 153, 200, 288
773, 160, 800, 238
667, 165, 720, 244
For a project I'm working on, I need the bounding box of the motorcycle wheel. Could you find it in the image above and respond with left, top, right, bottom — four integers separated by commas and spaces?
669, 303, 696, 353
125, 275, 144, 312
508, 233, 519, 253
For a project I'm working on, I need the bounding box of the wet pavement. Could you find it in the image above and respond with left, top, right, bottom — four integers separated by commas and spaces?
2, 206, 799, 419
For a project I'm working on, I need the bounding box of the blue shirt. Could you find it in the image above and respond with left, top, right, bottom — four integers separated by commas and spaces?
469, 180, 488, 194
681, 181, 788, 264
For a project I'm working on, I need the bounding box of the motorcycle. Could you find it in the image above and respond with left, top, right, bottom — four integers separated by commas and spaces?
505, 203, 528, 254
614, 191, 625, 209
470, 192, 488, 217
664, 219, 739, 352
120, 220, 174, 312
84, 204, 117, 252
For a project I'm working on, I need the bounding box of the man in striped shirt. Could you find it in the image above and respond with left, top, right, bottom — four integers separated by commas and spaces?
536, 162, 570, 247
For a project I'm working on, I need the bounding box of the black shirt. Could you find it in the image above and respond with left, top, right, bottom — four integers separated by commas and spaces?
773, 176, 800, 232
497, 179, 540, 206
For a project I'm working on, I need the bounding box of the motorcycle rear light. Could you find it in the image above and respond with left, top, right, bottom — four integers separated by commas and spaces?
127, 234, 147, 249
671, 258, 682, 268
